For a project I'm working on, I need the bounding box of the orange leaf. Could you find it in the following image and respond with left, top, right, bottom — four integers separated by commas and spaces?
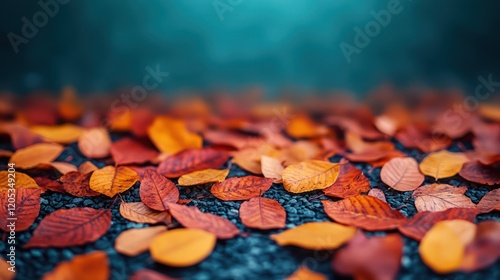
57, 86, 84, 121
0, 256, 15, 280
419, 150, 469, 179
232, 144, 279, 174
140, 169, 179, 211
0, 188, 40, 231
0, 171, 39, 191
260, 155, 284, 183
42, 251, 108, 280
211, 176, 273, 201
89, 166, 139, 197
285, 114, 329, 138
286, 266, 327, 280
60, 171, 100, 197
78, 127, 111, 159
115, 226, 167, 256
270, 221, 356, 250
24, 208, 111, 248
332, 232, 403, 280
477, 189, 500, 214
323, 163, 370, 198
167, 203, 239, 239
110, 138, 158, 166
150, 228, 216, 267
31, 124, 83, 144
398, 208, 478, 241
119, 202, 169, 224
322, 195, 407, 231
381, 157, 424, 191
178, 168, 229, 186
157, 148, 229, 178
459, 161, 500, 185
10, 143, 64, 169
239, 197, 286, 229
130, 269, 178, 280
282, 160, 340, 193
79, 161, 98, 174
147, 116, 202, 154
412, 184, 476, 212
461, 221, 500, 272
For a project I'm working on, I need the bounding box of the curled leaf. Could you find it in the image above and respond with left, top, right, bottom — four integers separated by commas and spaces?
477, 189, 500, 214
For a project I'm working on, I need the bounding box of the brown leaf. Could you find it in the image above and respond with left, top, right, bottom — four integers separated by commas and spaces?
332, 232, 403, 280
34, 176, 64, 193
140, 169, 179, 211
419, 150, 469, 179
110, 138, 158, 166
115, 226, 167, 256
157, 148, 229, 178
477, 189, 500, 214
167, 203, 238, 239
0, 188, 41, 231
24, 207, 111, 248
381, 157, 424, 191
367, 188, 387, 203
412, 184, 476, 212
286, 266, 327, 280
178, 168, 229, 186
239, 197, 286, 229
323, 163, 370, 198
282, 160, 340, 193
260, 155, 284, 183
119, 202, 169, 224
459, 161, 500, 185
89, 166, 139, 197
398, 208, 478, 241
461, 221, 500, 272
42, 251, 108, 280
10, 143, 64, 169
78, 127, 111, 158
147, 116, 202, 154
211, 176, 273, 201
322, 195, 407, 231
60, 171, 100, 197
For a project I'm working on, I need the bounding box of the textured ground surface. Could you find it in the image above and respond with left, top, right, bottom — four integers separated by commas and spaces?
1, 139, 499, 280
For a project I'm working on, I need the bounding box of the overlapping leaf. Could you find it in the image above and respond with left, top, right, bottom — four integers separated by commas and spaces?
178, 168, 229, 186
60, 171, 100, 197
211, 176, 273, 201
459, 161, 500, 185
43, 251, 108, 280
147, 116, 202, 154
115, 226, 167, 256
0, 188, 41, 231
282, 160, 340, 193
119, 202, 169, 224
157, 148, 229, 178
9, 143, 64, 169
140, 169, 179, 211
90, 166, 139, 197
323, 163, 370, 198
419, 150, 469, 179
412, 184, 476, 212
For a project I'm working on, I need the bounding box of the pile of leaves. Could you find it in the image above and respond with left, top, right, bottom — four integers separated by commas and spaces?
0, 88, 499, 280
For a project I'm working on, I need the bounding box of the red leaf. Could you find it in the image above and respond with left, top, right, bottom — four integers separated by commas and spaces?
157, 149, 229, 178
0, 188, 40, 232
459, 161, 500, 185
110, 138, 158, 166
323, 163, 370, 198
211, 176, 273, 201
477, 189, 500, 214
239, 197, 286, 229
140, 169, 179, 211
60, 171, 100, 197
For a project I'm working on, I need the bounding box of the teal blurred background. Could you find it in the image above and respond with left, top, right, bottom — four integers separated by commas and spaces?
1, 0, 499, 95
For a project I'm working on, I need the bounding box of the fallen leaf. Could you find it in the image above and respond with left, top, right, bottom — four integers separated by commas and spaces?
322, 195, 407, 231
279, 141, 321, 166
286, 265, 327, 280
140, 169, 179, 211
9, 143, 64, 169
239, 197, 286, 229
34, 176, 64, 193
78, 127, 111, 158
115, 226, 167, 256
167, 203, 238, 239
130, 269, 178, 280
158, 148, 229, 178
147, 116, 202, 154
42, 251, 108, 280
345, 131, 394, 154
204, 129, 265, 150
119, 202, 169, 224
461, 221, 500, 272
79, 161, 98, 174
150, 228, 216, 267
381, 157, 424, 191
477, 189, 500, 214
285, 114, 329, 138
46, 162, 78, 174
178, 169, 229, 186
232, 144, 279, 174
31, 124, 83, 144
419, 150, 469, 179
0, 256, 15, 280
332, 232, 403, 280
270, 221, 356, 250
0, 188, 41, 231
459, 161, 500, 185
0, 122, 43, 149
367, 188, 387, 203
60, 171, 100, 197
24, 207, 111, 248
412, 184, 476, 212
57, 86, 84, 121
0, 171, 39, 191
211, 176, 273, 201
260, 155, 284, 183
90, 166, 139, 197
323, 163, 370, 198
398, 208, 478, 241
282, 160, 340, 193
110, 138, 158, 166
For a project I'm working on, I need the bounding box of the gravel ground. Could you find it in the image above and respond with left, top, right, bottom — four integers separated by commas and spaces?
0, 139, 499, 280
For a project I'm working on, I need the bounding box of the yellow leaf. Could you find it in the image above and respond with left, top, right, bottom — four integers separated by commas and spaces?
31, 124, 83, 144
147, 116, 202, 154
10, 143, 64, 169
0, 171, 39, 191
419, 150, 469, 179
90, 166, 139, 197
150, 228, 216, 267
270, 222, 356, 250
286, 265, 327, 280
282, 160, 340, 193
115, 226, 167, 256
178, 169, 229, 186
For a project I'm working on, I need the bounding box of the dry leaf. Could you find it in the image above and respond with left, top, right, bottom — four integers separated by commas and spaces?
477, 189, 500, 214
119, 202, 169, 224
332, 232, 403, 280
24, 208, 111, 248
35, 176, 64, 193
110, 138, 158, 166
232, 144, 279, 174
178, 169, 229, 186
282, 160, 340, 193
286, 266, 327, 280
43, 251, 108, 280
260, 155, 284, 183
322, 195, 407, 231
31, 124, 83, 144
140, 169, 179, 211
147, 116, 202, 154
90, 166, 139, 197
285, 114, 329, 138
211, 176, 273, 201
0, 256, 15, 280
158, 148, 229, 178
461, 221, 500, 272
0, 188, 41, 231
46, 162, 78, 174
150, 228, 216, 267
367, 188, 387, 203
167, 203, 238, 239
0, 122, 43, 149
459, 161, 500, 185
381, 157, 424, 191
57, 86, 83, 121
323, 163, 370, 198
79, 161, 98, 174
115, 226, 167, 256
239, 197, 286, 229
419, 150, 469, 179
10, 143, 64, 169
270, 221, 356, 250
78, 127, 111, 158
0, 171, 39, 191
130, 269, 178, 280
412, 184, 476, 212
60, 171, 100, 197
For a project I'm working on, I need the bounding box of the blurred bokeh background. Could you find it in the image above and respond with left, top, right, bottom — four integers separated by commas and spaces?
1, 0, 500, 96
